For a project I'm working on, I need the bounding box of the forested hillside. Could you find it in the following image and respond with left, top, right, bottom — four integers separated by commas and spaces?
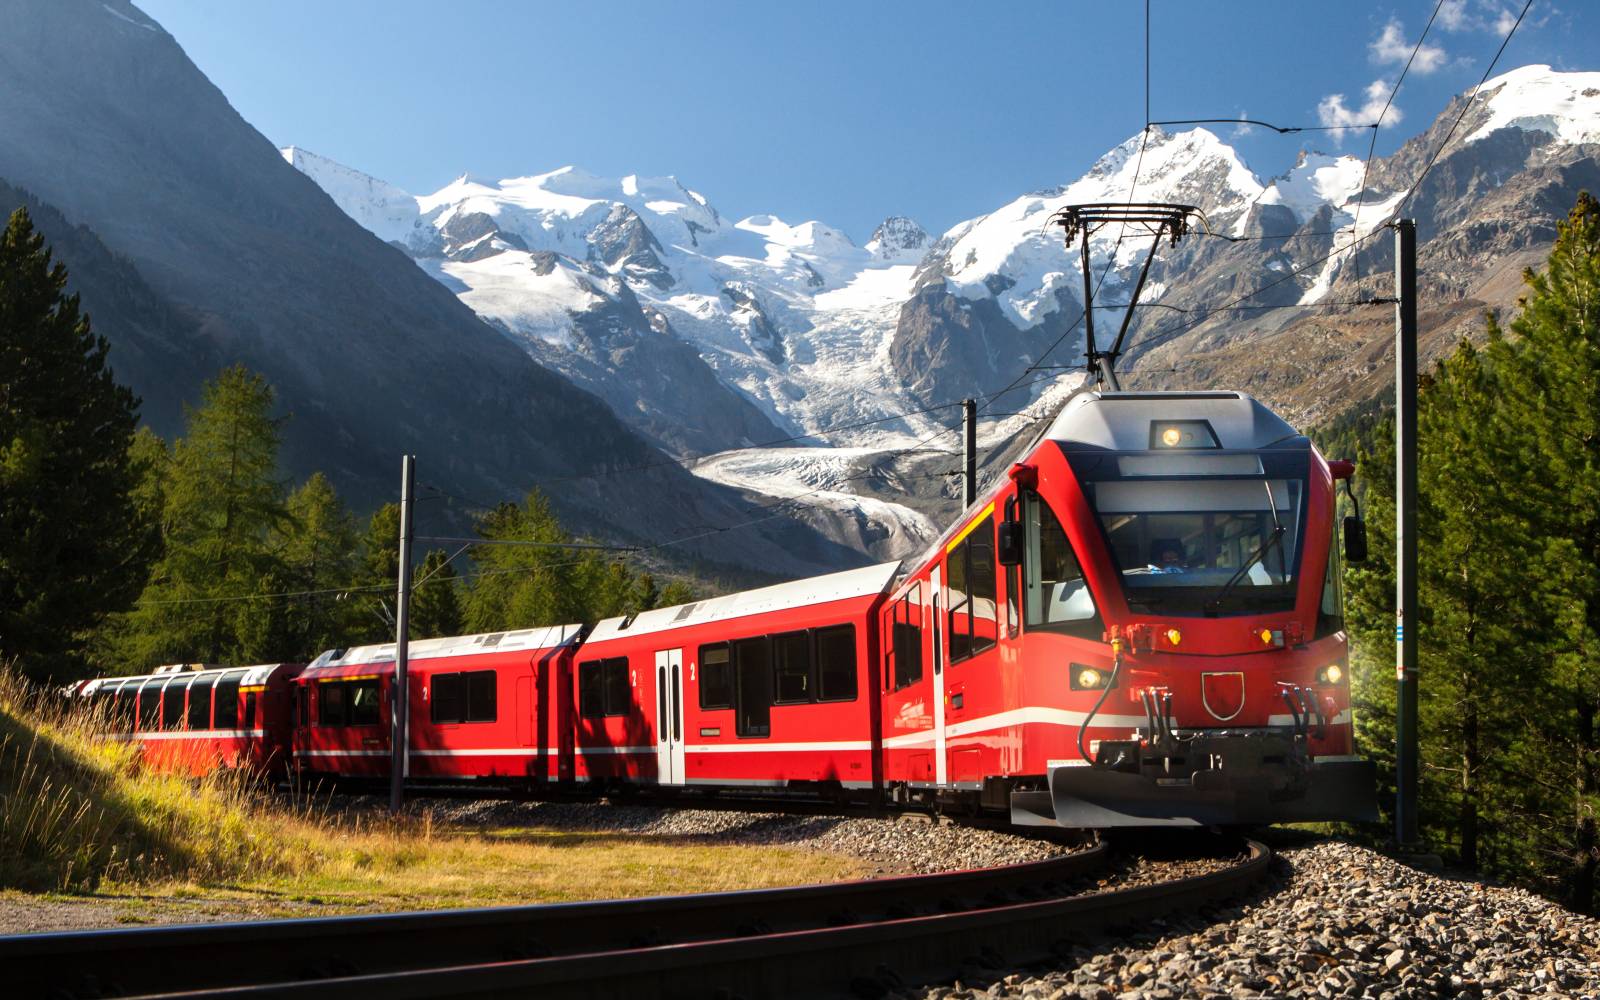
1338, 192, 1600, 914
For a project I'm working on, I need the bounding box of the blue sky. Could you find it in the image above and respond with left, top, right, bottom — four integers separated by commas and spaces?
136, 1, 1582, 242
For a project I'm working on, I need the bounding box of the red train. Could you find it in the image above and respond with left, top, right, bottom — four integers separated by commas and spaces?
75, 663, 302, 776
74, 389, 1378, 828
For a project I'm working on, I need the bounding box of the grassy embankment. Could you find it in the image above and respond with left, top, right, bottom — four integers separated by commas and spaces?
0, 670, 862, 923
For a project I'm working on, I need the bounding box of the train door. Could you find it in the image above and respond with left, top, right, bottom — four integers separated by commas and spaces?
654, 649, 686, 785
930, 565, 948, 786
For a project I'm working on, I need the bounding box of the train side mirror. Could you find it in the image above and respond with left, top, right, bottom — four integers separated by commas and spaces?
1344, 516, 1368, 564
997, 518, 1023, 567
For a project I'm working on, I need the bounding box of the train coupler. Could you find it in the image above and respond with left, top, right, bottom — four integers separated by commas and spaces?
1016, 729, 1378, 828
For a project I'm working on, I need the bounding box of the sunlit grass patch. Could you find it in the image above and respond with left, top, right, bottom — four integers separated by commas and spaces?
0, 667, 864, 921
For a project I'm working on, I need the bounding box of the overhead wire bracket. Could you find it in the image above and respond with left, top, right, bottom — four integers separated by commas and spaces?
1047, 202, 1200, 391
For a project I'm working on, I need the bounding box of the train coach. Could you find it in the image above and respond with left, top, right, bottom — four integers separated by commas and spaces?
75, 662, 302, 776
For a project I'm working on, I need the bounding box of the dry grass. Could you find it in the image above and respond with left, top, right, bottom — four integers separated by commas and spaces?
0, 669, 862, 919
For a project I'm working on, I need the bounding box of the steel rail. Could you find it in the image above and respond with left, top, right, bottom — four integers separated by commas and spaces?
10, 839, 1268, 1000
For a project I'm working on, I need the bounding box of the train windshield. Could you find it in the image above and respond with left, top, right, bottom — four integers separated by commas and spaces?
1074, 450, 1309, 616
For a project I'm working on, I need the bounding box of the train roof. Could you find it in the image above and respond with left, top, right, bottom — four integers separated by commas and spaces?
888, 389, 1308, 590
1045, 390, 1302, 452
585, 561, 901, 645
80, 663, 298, 694
305, 623, 583, 673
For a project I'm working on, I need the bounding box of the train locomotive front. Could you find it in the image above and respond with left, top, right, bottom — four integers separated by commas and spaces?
1000, 389, 1378, 828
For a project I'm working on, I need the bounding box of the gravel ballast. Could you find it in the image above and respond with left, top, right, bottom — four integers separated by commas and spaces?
901, 839, 1600, 1000
424, 798, 1078, 874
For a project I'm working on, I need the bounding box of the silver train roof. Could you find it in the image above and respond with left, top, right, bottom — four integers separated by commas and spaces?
1045, 390, 1303, 451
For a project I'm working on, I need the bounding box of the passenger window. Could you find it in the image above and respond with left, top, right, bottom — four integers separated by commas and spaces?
892, 585, 924, 690
1316, 521, 1345, 638
579, 658, 630, 718
116, 684, 138, 729
1024, 492, 1101, 638
465, 670, 496, 723
602, 659, 630, 717
243, 691, 258, 730
815, 625, 857, 702
698, 644, 733, 710
772, 631, 812, 704
431, 672, 463, 723
348, 680, 381, 726
948, 513, 998, 664
161, 679, 187, 730
733, 637, 771, 738
138, 680, 161, 729
578, 660, 604, 719
214, 674, 241, 727
187, 676, 214, 730
317, 681, 346, 727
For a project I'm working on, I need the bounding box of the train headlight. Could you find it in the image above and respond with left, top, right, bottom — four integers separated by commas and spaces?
1165, 628, 1182, 647
1317, 664, 1345, 685
1071, 666, 1109, 690
1160, 427, 1183, 447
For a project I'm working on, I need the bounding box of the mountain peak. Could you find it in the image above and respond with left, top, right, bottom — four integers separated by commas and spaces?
866, 216, 929, 260
1464, 64, 1600, 147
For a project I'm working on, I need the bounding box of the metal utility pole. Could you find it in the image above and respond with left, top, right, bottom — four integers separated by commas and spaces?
962, 399, 977, 507
1394, 219, 1420, 846
390, 454, 415, 813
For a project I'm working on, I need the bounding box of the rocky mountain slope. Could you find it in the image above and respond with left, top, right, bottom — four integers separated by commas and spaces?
0, 0, 864, 580
289, 64, 1600, 562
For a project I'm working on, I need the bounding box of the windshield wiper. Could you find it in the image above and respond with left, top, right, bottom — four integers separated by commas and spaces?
1206, 482, 1285, 615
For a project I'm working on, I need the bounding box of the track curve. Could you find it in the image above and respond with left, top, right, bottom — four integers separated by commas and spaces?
6, 838, 1270, 1000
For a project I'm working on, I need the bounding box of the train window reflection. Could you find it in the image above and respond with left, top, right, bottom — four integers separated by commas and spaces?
698, 645, 733, 710
1024, 493, 1100, 637
1090, 478, 1304, 615
815, 625, 857, 702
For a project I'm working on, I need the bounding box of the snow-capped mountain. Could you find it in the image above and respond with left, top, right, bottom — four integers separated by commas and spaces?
287, 64, 1600, 560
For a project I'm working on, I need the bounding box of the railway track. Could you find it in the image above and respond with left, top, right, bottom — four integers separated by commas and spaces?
6, 836, 1269, 1000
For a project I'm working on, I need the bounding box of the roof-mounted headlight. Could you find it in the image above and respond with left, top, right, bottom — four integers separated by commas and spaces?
1149, 419, 1221, 450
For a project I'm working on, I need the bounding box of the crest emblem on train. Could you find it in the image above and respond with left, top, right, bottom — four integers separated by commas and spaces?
1201, 672, 1246, 722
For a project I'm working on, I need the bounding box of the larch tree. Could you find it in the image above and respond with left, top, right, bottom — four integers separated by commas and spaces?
120, 365, 289, 667
0, 207, 153, 681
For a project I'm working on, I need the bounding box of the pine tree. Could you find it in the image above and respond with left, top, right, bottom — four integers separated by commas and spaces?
1415, 339, 1545, 874
411, 549, 464, 640
264, 472, 360, 659
119, 366, 289, 667
463, 491, 592, 631
0, 208, 153, 680
1490, 191, 1600, 912
349, 502, 401, 643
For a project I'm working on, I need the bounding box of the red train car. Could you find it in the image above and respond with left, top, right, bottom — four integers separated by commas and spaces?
574, 562, 897, 792
77, 663, 302, 777
885, 388, 1376, 827
291, 625, 581, 784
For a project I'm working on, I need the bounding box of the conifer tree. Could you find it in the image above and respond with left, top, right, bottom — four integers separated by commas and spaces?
411, 549, 464, 640
463, 491, 592, 631
1415, 339, 1546, 874
0, 208, 153, 680
260, 472, 360, 659
1490, 190, 1600, 912
120, 366, 289, 666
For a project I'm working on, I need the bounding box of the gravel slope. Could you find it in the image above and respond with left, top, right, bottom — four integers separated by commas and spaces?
902, 839, 1600, 1000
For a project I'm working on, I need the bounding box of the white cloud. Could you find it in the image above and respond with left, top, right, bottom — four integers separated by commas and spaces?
1318, 79, 1402, 142
1493, 6, 1519, 34
1231, 110, 1255, 139
1371, 18, 1448, 74
1438, 0, 1472, 31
